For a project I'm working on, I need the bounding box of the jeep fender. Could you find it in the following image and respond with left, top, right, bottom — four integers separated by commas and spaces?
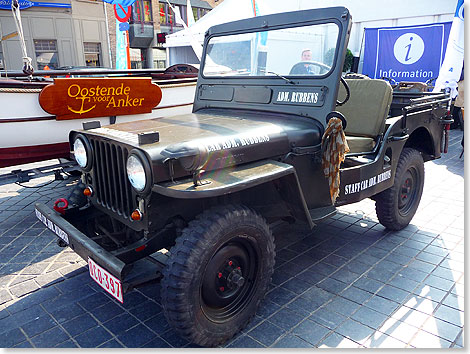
152, 160, 314, 228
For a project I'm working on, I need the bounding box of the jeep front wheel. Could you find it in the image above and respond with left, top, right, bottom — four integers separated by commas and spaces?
375, 148, 424, 230
161, 205, 275, 347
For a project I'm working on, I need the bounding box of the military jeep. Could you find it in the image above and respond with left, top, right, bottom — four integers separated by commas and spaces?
35, 7, 451, 347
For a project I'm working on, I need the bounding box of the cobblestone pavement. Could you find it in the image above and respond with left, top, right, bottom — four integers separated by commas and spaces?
0, 131, 464, 348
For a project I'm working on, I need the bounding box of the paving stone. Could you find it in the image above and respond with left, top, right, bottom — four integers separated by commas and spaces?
228, 335, 264, 348
309, 307, 347, 330
423, 274, 455, 292
353, 276, 384, 294
265, 286, 297, 306
272, 334, 314, 348
413, 284, 447, 303
317, 277, 348, 295
8, 279, 39, 298
317, 332, 359, 348
433, 305, 464, 327
391, 307, 429, 329
376, 284, 410, 303
286, 297, 316, 317
30, 326, 70, 347
62, 313, 98, 337
21, 315, 57, 337
325, 296, 360, 317
268, 307, 303, 330
55, 339, 79, 348
301, 286, 335, 306
248, 320, 286, 347
103, 312, 138, 335
117, 323, 156, 348
379, 317, 418, 344
339, 286, 372, 304
0, 327, 27, 347
50, 303, 86, 323
159, 329, 189, 347
99, 339, 126, 348
364, 332, 407, 348
35, 271, 64, 288
335, 319, 376, 344
441, 293, 464, 312
421, 316, 462, 343
409, 329, 452, 348
351, 306, 388, 329
74, 326, 113, 348
292, 318, 330, 346
0, 289, 12, 305
0, 304, 48, 332
143, 312, 170, 334
403, 295, 440, 315
364, 295, 400, 317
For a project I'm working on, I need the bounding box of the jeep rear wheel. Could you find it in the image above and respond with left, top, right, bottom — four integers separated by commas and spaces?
375, 148, 424, 230
161, 205, 275, 347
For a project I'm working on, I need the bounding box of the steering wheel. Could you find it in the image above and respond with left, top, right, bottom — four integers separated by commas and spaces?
336, 76, 350, 106
380, 76, 398, 88
289, 61, 331, 75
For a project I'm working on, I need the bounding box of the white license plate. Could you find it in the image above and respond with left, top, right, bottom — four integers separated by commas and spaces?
35, 208, 69, 244
88, 257, 123, 303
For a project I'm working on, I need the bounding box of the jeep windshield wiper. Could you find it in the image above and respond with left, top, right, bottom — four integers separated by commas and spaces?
262, 70, 296, 85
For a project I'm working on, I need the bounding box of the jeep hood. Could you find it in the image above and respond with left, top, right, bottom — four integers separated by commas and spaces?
81, 110, 323, 182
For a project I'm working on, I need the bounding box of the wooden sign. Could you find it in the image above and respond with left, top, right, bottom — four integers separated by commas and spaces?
39, 78, 162, 120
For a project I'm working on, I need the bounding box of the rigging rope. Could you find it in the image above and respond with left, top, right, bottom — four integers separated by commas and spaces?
11, 0, 34, 77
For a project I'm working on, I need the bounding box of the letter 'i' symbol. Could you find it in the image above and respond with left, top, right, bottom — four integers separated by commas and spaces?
404, 36, 413, 62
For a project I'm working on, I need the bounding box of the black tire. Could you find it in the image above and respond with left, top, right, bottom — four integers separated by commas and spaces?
375, 148, 424, 230
161, 205, 275, 347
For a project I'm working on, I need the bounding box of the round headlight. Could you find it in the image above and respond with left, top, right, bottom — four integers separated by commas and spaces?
127, 155, 146, 192
73, 138, 88, 168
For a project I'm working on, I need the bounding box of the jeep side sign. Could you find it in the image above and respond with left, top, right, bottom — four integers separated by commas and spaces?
272, 87, 324, 106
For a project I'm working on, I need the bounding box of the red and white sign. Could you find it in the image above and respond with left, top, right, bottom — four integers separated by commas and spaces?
88, 257, 123, 303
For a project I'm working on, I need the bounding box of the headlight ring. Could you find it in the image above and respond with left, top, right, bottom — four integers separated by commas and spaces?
73, 135, 93, 171
126, 150, 152, 194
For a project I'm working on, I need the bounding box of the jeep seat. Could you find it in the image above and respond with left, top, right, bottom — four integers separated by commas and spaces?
336, 79, 393, 153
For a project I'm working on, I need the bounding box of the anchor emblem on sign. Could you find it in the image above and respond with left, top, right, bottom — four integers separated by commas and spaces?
67, 96, 96, 115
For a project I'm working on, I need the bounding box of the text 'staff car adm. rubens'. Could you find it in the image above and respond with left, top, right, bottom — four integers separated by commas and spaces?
35, 7, 451, 347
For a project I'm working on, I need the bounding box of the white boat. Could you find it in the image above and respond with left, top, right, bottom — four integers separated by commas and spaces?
0, 66, 198, 167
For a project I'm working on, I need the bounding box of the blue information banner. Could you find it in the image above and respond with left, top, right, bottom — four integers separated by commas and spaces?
362, 22, 452, 82
0, 0, 71, 9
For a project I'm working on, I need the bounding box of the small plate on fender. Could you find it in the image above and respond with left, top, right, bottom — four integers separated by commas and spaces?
88, 257, 123, 303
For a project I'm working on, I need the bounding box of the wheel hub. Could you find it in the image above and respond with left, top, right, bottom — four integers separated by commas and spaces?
398, 168, 418, 215
200, 237, 258, 322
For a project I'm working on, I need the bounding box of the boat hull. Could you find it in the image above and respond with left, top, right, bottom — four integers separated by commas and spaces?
0, 82, 196, 168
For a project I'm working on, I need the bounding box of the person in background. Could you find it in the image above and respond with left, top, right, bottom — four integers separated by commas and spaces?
289, 49, 315, 75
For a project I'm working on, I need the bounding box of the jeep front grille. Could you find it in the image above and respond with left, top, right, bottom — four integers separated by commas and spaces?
90, 139, 134, 218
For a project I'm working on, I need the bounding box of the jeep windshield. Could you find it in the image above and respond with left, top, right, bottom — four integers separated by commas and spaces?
202, 22, 339, 78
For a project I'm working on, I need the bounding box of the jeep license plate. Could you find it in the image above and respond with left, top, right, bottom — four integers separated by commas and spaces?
88, 258, 123, 303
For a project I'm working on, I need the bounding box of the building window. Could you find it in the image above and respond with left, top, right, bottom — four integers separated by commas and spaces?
159, 3, 194, 28
132, 0, 153, 24
34, 39, 59, 69
84, 42, 101, 67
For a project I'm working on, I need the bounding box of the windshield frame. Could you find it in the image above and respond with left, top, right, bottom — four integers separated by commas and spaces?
200, 17, 343, 81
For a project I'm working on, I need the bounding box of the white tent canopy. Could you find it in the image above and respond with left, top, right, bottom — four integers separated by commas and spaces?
165, 0, 454, 65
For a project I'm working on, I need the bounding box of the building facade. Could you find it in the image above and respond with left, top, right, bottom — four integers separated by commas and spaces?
0, 0, 111, 71
105, 0, 219, 69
